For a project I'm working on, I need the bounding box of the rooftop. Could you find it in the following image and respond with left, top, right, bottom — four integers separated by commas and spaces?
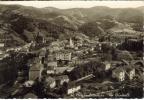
55, 75, 69, 80
45, 76, 55, 85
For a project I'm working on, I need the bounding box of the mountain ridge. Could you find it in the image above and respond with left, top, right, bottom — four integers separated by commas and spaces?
0, 4, 143, 47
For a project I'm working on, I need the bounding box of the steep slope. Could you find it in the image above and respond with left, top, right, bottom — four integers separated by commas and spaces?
0, 4, 85, 47
0, 5, 143, 47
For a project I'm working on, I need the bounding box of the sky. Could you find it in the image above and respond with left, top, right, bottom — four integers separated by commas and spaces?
0, 1, 144, 9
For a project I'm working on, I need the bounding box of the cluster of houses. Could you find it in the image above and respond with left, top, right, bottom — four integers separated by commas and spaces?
26, 37, 102, 95
26, 39, 83, 95
112, 62, 135, 81
0, 35, 10, 60
0, 42, 6, 60
16, 35, 143, 97
103, 60, 138, 82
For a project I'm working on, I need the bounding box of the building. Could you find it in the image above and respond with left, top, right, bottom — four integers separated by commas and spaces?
16, 71, 27, 83
29, 63, 44, 81
28, 58, 44, 80
129, 68, 135, 80
56, 52, 72, 61
44, 76, 56, 89
69, 38, 74, 48
45, 54, 55, 62
112, 61, 136, 81
96, 43, 102, 51
39, 49, 47, 58
112, 67, 125, 81
48, 41, 63, 53
0, 43, 4, 48
124, 65, 135, 80
75, 40, 83, 47
55, 51, 72, 66
55, 67, 71, 74
46, 62, 57, 74
55, 75, 69, 86
0, 41, 5, 60
47, 61, 57, 68
102, 61, 111, 71
67, 82, 81, 95
122, 60, 136, 80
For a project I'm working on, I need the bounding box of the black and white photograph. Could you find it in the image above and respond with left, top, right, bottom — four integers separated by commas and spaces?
0, 1, 143, 99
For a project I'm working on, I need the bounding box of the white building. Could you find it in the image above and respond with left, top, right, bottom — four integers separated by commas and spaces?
112, 67, 125, 81
129, 69, 135, 80
0, 43, 4, 47
0, 50, 3, 54
56, 52, 72, 61
102, 61, 111, 71
67, 84, 81, 95
69, 38, 74, 48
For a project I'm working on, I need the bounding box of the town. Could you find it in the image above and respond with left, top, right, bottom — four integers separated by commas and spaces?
0, 3, 143, 99
0, 30, 143, 98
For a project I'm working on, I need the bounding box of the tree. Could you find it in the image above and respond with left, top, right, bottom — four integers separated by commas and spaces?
116, 50, 133, 61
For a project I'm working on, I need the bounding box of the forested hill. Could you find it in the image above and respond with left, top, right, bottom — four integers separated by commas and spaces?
0, 5, 143, 46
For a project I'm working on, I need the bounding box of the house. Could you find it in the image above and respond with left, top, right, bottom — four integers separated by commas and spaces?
28, 58, 44, 80
98, 43, 102, 51
0, 43, 4, 48
55, 51, 72, 66
46, 62, 57, 74
67, 82, 81, 95
75, 40, 83, 48
102, 61, 111, 71
112, 61, 136, 81
47, 61, 57, 67
23, 80, 35, 88
65, 38, 74, 49
14, 47, 21, 52
39, 49, 47, 59
122, 60, 136, 80
65, 67, 75, 73
44, 76, 56, 89
124, 65, 135, 80
73, 43, 80, 50
29, 63, 44, 81
129, 68, 135, 80
56, 52, 72, 61
0, 50, 3, 54
69, 38, 74, 48
112, 67, 125, 81
55, 66, 71, 74
55, 75, 69, 86
44, 62, 56, 74
46, 54, 55, 62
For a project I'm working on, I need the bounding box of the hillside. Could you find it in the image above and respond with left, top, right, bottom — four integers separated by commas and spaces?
0, 5, 143, 47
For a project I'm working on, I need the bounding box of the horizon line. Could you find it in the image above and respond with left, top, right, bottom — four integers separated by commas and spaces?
0, 1, 143, 9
